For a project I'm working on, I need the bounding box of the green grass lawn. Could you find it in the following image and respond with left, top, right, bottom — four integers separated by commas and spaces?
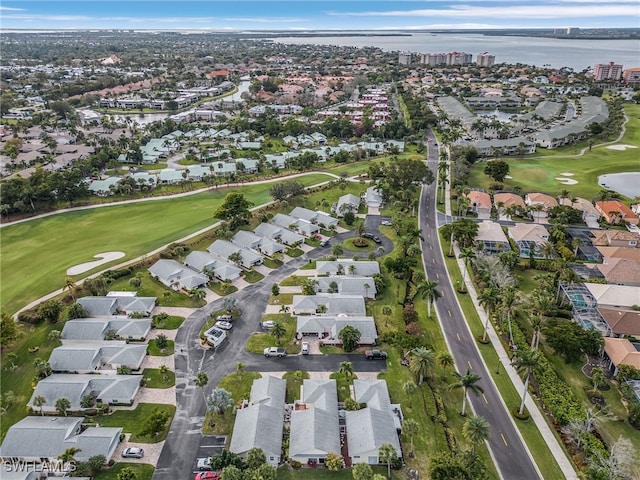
286, 247, 304, 258
142, 368, 175, 388
210, 282, 238, 296
0, 173, 332, 314
268, 293, 294, 305
93, 463, 154, 480
243, 269, 264, 283
263, 258, 283, 269
467, 103, 640, 201
276, 465, 394, 480
107, 272, 205, 308
329, 372, 355, 402
244, 314, 299, 354
282, 370, 310, 403
151, 314, 184, 330
147, 338, 174, 356
344, 237, 375, 252
94, 403, 176, 442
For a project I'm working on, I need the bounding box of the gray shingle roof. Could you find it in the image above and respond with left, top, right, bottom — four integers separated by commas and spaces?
316, 260, 380, 276
76, 297, 118, 316
293, 294, 366, 316
49, 342, 147, 372
345, 407, 401, 457
290, 408, 340, 457
229, 404, 283, 458
353, 380, 391, 411
61, 317, 151, 341
314, 276, 377, 297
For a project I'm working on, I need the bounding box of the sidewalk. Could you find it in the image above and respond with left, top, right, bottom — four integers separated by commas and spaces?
441, 156, 578, 479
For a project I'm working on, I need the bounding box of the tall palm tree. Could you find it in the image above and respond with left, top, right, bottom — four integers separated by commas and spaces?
63, 276, 77, 301
500, 287, 519, 345
381, 305, 392, 326
463, 415, 490, 454
339, 361, 354, 381
402, 418, 419, 455
409, 347, 435, 385
449, 369, 484, 416
270, 321, 287, 346
437, 351, 455, 380
459, 247, 476, 289
511, 349, 540, 415
378, 443, 397, 480
478, 287, 500, 342
414, 280, 440, 318
402, 381, 417, 408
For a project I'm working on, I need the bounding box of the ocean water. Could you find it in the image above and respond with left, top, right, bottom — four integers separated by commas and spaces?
273, 32, 640, 71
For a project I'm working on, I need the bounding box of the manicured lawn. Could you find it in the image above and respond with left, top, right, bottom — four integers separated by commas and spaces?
268, 293, 294, 305
467, 103, 640, 201
276, 465, 394, 480
93, 463, 154, 480
244, 314, 299, 354
210, 282, 238, 296
151, 314, 184, 330
202, 371, 261, 436
344, 237, 375, 252
94, 403, 176, 442
263, 258, 282, 269
329, 372, 355, 402
0, 173, 333, 314
243, 269, 264, 283
286, 247, 304, 258
107, 272, 205, 308
142, 368, 175, 388
147, 338, 174, 356
282, 370, 310, 403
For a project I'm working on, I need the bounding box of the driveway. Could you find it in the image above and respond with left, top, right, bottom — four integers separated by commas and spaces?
333, 214, 394, 258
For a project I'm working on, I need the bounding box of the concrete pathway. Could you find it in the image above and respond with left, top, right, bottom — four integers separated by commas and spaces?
140, 354, 175, 371
278, 286, 302, 294
112, 434, 165, 468
254, 264, 273, 275
151, 306, 196, 317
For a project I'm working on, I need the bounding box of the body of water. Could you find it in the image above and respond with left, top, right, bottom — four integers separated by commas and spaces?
598, 172, 640, 199
273, 33, 640, 71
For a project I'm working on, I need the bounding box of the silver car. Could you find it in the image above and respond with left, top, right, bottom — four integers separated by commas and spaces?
301, 341, 310, 355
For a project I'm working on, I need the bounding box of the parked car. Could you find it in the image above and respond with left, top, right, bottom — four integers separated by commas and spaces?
320, 239, 330, 247
372, 236, 382, 244
362, 232, 375, 239
381, 220, 392, 226
216, 315, 232, 321
261, 320, 276, 330
301, 341, 310, 355
195, 472, 220, 480
214, 320, 233, 330
365, 349, 388, 360
122, 447, 144, 458
196, 457, 212, 471
264, 347, 287, 358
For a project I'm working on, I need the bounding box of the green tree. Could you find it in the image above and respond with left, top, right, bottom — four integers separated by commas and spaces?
210, 450, 246, 470
325, 452, 344, 471
32, 394, 46, 415
437, 351, 455, 379
511, 349, 540, 415
195, 371, 209, 401
459, 247, 476, 290
213, 192, 254, 229
352, 462, 374, 480
245, 447, 266, 469
55, 397, 71, 416
484, 159, 510, 182
414, 279, 440, 318
402, 381, 417, 408
332, 243, 344, 256
220, 465, 243, 480
381, 305, 392, 326
409, 346, 435, 385
478, 287, 500, 342
463, 415, 490, 454
138, 408, 171, 438
39, 299, 62, 323
48, 329, 62, 345
117, 466, 138, 480
449, 369, 484, 416
403, 418, 419, 454
80, 395, 95, 408
429, 451, 472, 480
338, 325, 361, 352
591, 367, 606, 392
66, 302, 89, 320
270, 321, 287, 346
339, 361, 354, 380
207, 388, 233, 415
378, 443, 398, 480
0, 311, 21, 346
271, 284, 280, 297
155, 333, 169, 349
58, 447, 82, 463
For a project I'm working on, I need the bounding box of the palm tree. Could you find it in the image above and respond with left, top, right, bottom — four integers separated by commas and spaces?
378, 443, 397, 480
381, 305, 392, 326
500, 287, 519, 345
414, 280, 440, 318
403, 418, 419, 455
478, 287, 500, 342
591, 367, 606, 392
63, 276, 77, 301
409, 347, 435, 385
32, 394, 46, 415
55, 397, 71, 416
58, 447, 82, 463
159, 364, 170, 381
463, 415, 490, 454
459, 247, 476, 289
270, 321, 287, 346
449, 369, 484, 416
402, 381, 417, 408
339, 361, 354, 381
331, 244, 344, 257
194, 371, 209, 402
437, 351, 455, 380
190, 289, 206, 301
511, 349, 540, 415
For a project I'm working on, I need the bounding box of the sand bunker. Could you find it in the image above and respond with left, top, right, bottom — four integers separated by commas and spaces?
504, 175, 513, 179
560, 172, 575, 176
67, 252, 125, 275
555, 177, 578, 185
606, 144, 638, 151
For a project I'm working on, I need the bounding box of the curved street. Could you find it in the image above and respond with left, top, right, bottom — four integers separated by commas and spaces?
419, 129, 541, 479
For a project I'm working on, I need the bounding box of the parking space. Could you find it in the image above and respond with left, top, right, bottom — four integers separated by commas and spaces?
193, 435, 227, 471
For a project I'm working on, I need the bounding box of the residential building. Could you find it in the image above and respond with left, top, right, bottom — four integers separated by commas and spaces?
560, 197, 601, 227
148, 258, 209, 290
0, 417, 122, 463
476, 52, 495, 67
474, 220, 511, 255
207, 239, 263, 269
292, 294, 366, 316
594, 62, 623, 81
364, 186, 384, 209
623, 67, 640, 84
76, 294, 155, 317
603, 338, 640, 376
584, 283, 640, 310
334, 194, 361, 217
272, 213, 319, 237
493, 192, 526, 219
595, 200, 639, 225
508, 223, 550, 258
49, 341, 147, 373
289, 207, 338, 229
254, 222, 305, 246
231, 230, 285, 257
598, 308, 640, 337
289, 379, 340, 465
230, 376, 286, 466
314, 276, 377, 298
398, 52, 412, 65
61, 316, 151, 342
466, 191, 492, 219
595, 257, 640, 286
183, 251, 242, 281
592, 229, 640, 248
296, 315, 378, 345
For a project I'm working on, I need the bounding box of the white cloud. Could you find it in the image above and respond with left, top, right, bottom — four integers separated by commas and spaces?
0, 6, 24, 11
327, 4, 640, 19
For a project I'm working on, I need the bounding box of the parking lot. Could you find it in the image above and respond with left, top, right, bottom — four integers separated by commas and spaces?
192, 435, 226, 472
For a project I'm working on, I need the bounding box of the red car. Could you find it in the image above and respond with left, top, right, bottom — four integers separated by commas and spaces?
195, 472, 220, 480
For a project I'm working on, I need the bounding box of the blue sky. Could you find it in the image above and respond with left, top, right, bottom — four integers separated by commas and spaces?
1, 1, 639, 30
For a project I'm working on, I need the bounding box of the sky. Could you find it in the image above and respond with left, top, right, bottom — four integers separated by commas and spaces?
1, 1, 639, 31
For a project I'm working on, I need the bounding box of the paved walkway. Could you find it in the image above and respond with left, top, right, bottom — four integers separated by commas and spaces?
112, 434, 165, 467
441, 153, 578, 479
151, 306, 196, 317
140, 354, 175, 371
279, 286, 302, 294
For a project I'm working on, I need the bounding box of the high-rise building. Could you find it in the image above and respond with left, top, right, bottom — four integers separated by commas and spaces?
419, 53, 447, 66
476, 52, 495, 67
398, 52, 412, 66
446, 51, 473, 66
594, 62, 623, 81
623, 67, 640, 84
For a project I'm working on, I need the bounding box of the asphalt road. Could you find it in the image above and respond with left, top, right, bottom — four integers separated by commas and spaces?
153, 243, 388, 480
419, 130, 541, 479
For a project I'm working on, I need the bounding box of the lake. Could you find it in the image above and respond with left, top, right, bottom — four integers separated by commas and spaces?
598, 172, 640, 199
273, 32, 640, 71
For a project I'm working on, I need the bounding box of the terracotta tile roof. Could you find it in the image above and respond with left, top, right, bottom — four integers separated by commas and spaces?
494, 192, 526, 209
596, 246, 640, 263
592, 229, 640, 246
596, 258, 640, 285
598, 308, 640, 336
596, 200, 639, 224
525, 193, 558, 208
604, 337, 640, 369
466, 191, 492, 209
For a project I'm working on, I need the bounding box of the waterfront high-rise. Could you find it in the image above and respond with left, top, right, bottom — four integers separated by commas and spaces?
594, 62, 623, 81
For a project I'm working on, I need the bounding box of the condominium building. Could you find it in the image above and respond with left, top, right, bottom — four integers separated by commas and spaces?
398, 52, 412, 66
476, 52, 495, 67
623, 67, 640, 84
447, 51, 473, 65
594, 62, 623, 81
419, 53, 447, 66
418, 51, 472, 66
